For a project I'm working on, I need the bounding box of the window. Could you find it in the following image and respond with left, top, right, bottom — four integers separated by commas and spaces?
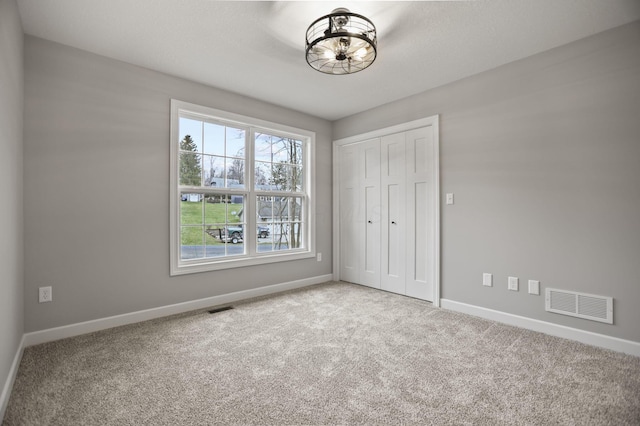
170, 100, 315, 275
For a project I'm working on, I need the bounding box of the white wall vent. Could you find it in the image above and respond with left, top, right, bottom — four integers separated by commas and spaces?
545, 288, 613, 324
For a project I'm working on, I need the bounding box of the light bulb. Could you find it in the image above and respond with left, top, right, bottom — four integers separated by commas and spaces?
353, 47, 368, 59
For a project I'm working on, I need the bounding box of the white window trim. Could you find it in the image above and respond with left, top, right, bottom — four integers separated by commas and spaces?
170, 99, 316, 276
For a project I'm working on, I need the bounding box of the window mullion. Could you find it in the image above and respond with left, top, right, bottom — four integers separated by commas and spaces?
247, 127, 257, 256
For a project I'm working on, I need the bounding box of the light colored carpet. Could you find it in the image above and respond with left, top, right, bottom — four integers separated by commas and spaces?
4, 282, 640, 425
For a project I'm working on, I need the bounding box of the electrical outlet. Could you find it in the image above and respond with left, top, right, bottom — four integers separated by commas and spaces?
508, 276, 519, 291
528, 280, 540, 295
482, 273, 492, 287
317, 252, 322, 262
39, 286, 53, 303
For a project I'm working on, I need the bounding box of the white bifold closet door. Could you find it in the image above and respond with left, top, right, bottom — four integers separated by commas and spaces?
338, 126, 437, 301
339, 139, 380, 289
403, 126, 436, 301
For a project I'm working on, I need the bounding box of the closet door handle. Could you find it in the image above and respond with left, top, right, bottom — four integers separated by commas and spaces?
368, 220, 372, 224
391, 221, 397, 225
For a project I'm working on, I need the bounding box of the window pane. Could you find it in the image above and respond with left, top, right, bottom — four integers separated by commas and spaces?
271, 163, 289, 191
257, 223, 274, 252
203, 194, 244, 223
256, 196, 270, 223
255, 134, 272, 162
272, 223, 291, 251
256, 197, 274, 252
257, 223, 271, 239
204, 194, 229, 223
198, 194, 246, 257
179, 118, 203, 153
205, 225, 225, 241
179, 152, 202, 186
181, 226, 204, 259
254, 162, 271, 189
273, 137, 302, 164
180, 193, 203, 224
226, 225, 243, 242
227, 196, 244, 224
281, 164, 295, 191
227, 127, 246, 158
293, 166, 303, 192
203, 122, 225, 156
254, 134, 304, 192
203, 225, 244, 257
202, 155, 224, 187
272, 196, 288, 221
225, 158, 245, 188
290, 222, 303, 248
204, 230, 226, 258
291, 197, 303, 221
293, 140, 303, 165
253, 196, 304, 253
272, 141, 290, 163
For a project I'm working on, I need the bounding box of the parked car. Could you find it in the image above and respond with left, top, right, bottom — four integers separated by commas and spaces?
216, 225, 270, 243
258, 226, 270, 239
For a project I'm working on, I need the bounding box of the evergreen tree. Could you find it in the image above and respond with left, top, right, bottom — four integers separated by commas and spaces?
179, 135, 201, 186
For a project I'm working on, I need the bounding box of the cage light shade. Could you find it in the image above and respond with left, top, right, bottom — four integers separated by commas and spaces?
305, 8, 377, 75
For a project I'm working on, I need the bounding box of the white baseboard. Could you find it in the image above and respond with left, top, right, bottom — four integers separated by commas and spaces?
0, 335, 25, 422
24, 274, 333, 347
440, 299, 640, 357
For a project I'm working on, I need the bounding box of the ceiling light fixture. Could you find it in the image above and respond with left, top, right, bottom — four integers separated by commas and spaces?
305, 8, 377, 75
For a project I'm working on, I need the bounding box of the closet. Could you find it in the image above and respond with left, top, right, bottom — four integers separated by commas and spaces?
334, 118, 439, 303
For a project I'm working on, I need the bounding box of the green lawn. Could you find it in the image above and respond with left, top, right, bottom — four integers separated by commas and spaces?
180, 200, 242, 225
180, 200, 242, 245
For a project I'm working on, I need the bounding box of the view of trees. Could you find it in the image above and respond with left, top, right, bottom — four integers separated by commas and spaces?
180, 129, 304, 253
227, 157, 244, 184
264, 136, 303, 250
179, 134, 201, 186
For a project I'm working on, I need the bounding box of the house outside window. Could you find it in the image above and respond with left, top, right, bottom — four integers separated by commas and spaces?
170, 100, 315, 275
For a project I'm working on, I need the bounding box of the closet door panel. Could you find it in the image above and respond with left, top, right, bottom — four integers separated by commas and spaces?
339, 144, 360, 283
381, 133, 406, 294
405, 127, 435, 301
360, 139, 381, 288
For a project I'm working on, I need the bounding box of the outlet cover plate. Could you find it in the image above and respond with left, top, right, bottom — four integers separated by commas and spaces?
446, 193, 454, 205
482, 273, 493, 287
508, 276, 519, 291
528, 280, 540, 295
39, 286, 52, 303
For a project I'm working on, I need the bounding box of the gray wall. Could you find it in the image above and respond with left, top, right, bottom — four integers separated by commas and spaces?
23, 36, 333, 332
19, 19, 640, 343
334, 21, 640, 342
0, 0, 24, 409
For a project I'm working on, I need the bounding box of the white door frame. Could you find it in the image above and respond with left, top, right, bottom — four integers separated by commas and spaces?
332, 116, 441, 307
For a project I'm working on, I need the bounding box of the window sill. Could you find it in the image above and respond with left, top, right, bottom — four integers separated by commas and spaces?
170, 249, 315, 276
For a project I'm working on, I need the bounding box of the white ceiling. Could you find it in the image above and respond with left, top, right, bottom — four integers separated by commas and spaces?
17, 0, 640, 121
